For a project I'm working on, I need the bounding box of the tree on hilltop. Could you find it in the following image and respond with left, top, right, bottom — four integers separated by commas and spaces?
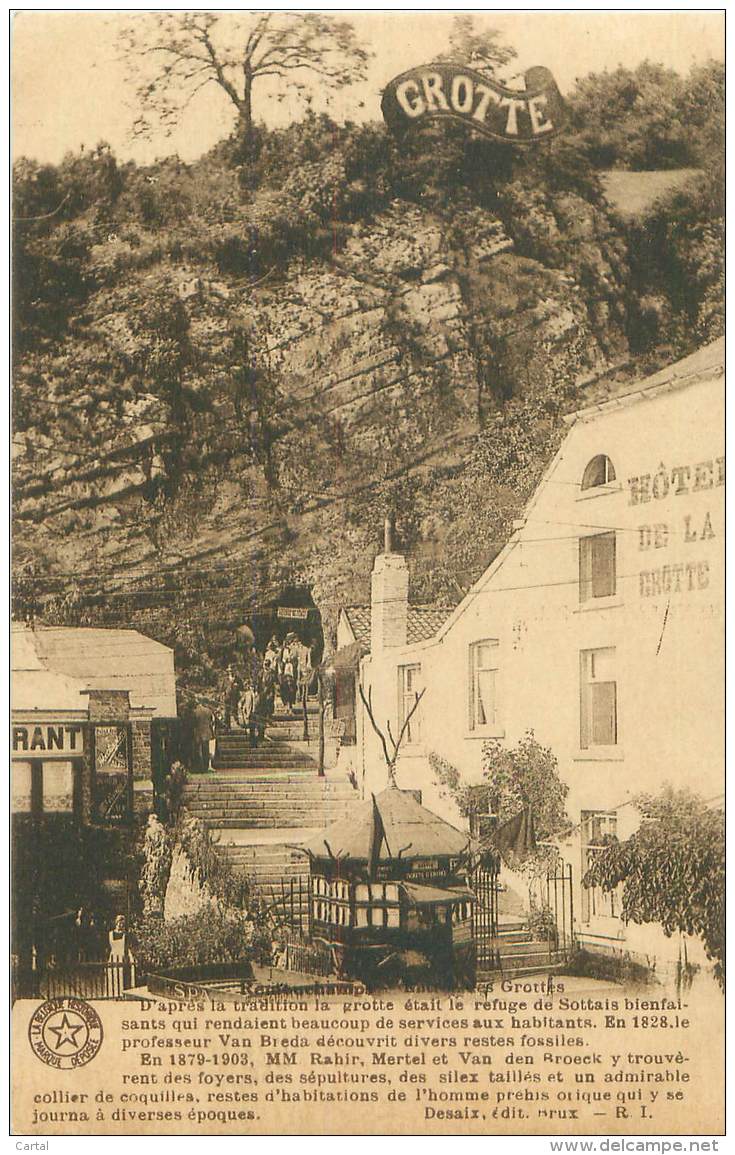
121, 12, 371, 147
440, 15, 517, 76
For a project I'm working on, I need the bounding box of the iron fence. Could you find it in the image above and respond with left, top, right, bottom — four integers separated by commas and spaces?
282, 934, 335, 977
545, 860, 574, 954
38, 960, 135, 1001
471, 864, 500, 969
259, 875, 312, 936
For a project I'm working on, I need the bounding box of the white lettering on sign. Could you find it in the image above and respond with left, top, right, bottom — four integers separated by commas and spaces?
12, 724, 84, 758
382, 63, 565, 144
628, 457, 725, 505
277, 607, 310, 620
528, 93, 553, 135
395, 78, 424, 118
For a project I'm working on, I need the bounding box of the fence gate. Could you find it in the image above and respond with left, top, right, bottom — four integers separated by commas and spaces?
471, 864, 500, 969
545, 861, 574, 955
260, 875, 312, 937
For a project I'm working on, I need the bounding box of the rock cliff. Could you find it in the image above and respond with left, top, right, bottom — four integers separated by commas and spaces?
13, 192, 623, 663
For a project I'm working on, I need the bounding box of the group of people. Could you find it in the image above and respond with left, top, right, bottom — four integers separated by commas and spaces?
36, 908, 134, 972
260, 632, 314, 714
180, 632, 318, 773
213, 632, 315, 751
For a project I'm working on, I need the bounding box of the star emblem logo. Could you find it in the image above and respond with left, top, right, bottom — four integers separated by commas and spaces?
29, 998, 103, 1069
47, 1011, 84, 1050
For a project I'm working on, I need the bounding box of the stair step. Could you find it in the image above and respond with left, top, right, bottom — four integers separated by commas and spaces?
201, 818, 329, 829
191, 814, 353, 824
184, 780, 353, 790
492, 938, 548, 956
477, 958, 566, 981
184, 792, 356, 801
499, 964, 565, 979
186, 774, 351, 782
499, 947, 558, 964
188, 804, 354, 813
185, 791, 355, 800
212, 756, 316, 764
185, 793, 354, 804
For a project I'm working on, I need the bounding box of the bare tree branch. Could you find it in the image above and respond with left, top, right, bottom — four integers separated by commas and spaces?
122, 12, 371, 142
358, 684, 426, 789
359, 683, 393, 774
394, 689, 425, 755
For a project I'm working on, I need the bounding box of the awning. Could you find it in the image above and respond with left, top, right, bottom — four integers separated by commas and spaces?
401, 882, 475, 906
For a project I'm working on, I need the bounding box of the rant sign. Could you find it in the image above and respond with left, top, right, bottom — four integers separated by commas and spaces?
381, 63, 565, 144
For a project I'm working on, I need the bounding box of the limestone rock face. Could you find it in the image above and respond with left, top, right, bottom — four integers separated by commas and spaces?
13, 199, 612, 632
163, 845, 217, 922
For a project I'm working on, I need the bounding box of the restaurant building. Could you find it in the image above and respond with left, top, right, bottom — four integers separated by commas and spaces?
336, 338, 724, 969
11, 625, 177, 981
12, 624, 177, 821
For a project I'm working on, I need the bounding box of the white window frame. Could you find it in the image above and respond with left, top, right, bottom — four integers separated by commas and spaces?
579, 531, 617, 603
580, 647, 618, 749
581, 454, 616, 491
469, 640, 499, 732
398, 663, 422, 746
581, 810, 621, 922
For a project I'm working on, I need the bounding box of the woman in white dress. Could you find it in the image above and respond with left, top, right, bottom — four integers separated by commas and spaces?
106, 915, 136, 996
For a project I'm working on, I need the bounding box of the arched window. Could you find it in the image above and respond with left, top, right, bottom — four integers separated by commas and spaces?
581, 454, 616, 491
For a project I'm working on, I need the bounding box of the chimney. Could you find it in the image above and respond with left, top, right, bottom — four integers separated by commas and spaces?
371, 515, 409, 653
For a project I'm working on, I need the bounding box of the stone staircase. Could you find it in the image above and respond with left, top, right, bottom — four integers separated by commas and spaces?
211, 709, 319, 773
477, 919, 568, 982
183, 775, 358, 830
182, 707, 359, 913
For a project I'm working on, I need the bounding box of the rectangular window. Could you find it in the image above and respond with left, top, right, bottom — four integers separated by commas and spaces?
398, 664, 422, 744
580, 648, 617, 748
469, 641, 498, 730
581, 811, 619, 921
579, 532, 616, 601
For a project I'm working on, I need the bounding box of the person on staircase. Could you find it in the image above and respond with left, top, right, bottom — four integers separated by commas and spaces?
238, 682, 258, 746
222, 665, 244, 731
263, 636, 281, 681
191, 700, 216, 772
251, 683, 269, 748
260, 663, 277, 721
279, 648, 297, 714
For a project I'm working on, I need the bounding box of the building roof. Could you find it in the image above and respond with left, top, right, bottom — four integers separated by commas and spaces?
433, 339, 724, 645
567, 336, 724, 423
342, 604, 451, 652
302, 786, 469, 862
12, 669, 90, 713
12, 624, 177, 716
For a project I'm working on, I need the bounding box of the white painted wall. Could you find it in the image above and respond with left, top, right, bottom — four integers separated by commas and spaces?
356, 365, 724, 966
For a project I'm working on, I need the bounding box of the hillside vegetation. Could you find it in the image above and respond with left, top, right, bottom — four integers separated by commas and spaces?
12, 59, 723, 687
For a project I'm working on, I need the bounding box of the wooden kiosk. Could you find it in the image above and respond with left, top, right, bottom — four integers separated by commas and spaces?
300, 786, 475, 989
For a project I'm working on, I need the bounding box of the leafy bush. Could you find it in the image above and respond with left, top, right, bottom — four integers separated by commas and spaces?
525, 903, 558, 945
583, 788, 724, 987
430, 732, 571, 851
133, 906, 271, 971
565, 947, 657, 988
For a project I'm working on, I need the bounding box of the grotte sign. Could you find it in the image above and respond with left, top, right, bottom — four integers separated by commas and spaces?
381, 62, 565, 144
